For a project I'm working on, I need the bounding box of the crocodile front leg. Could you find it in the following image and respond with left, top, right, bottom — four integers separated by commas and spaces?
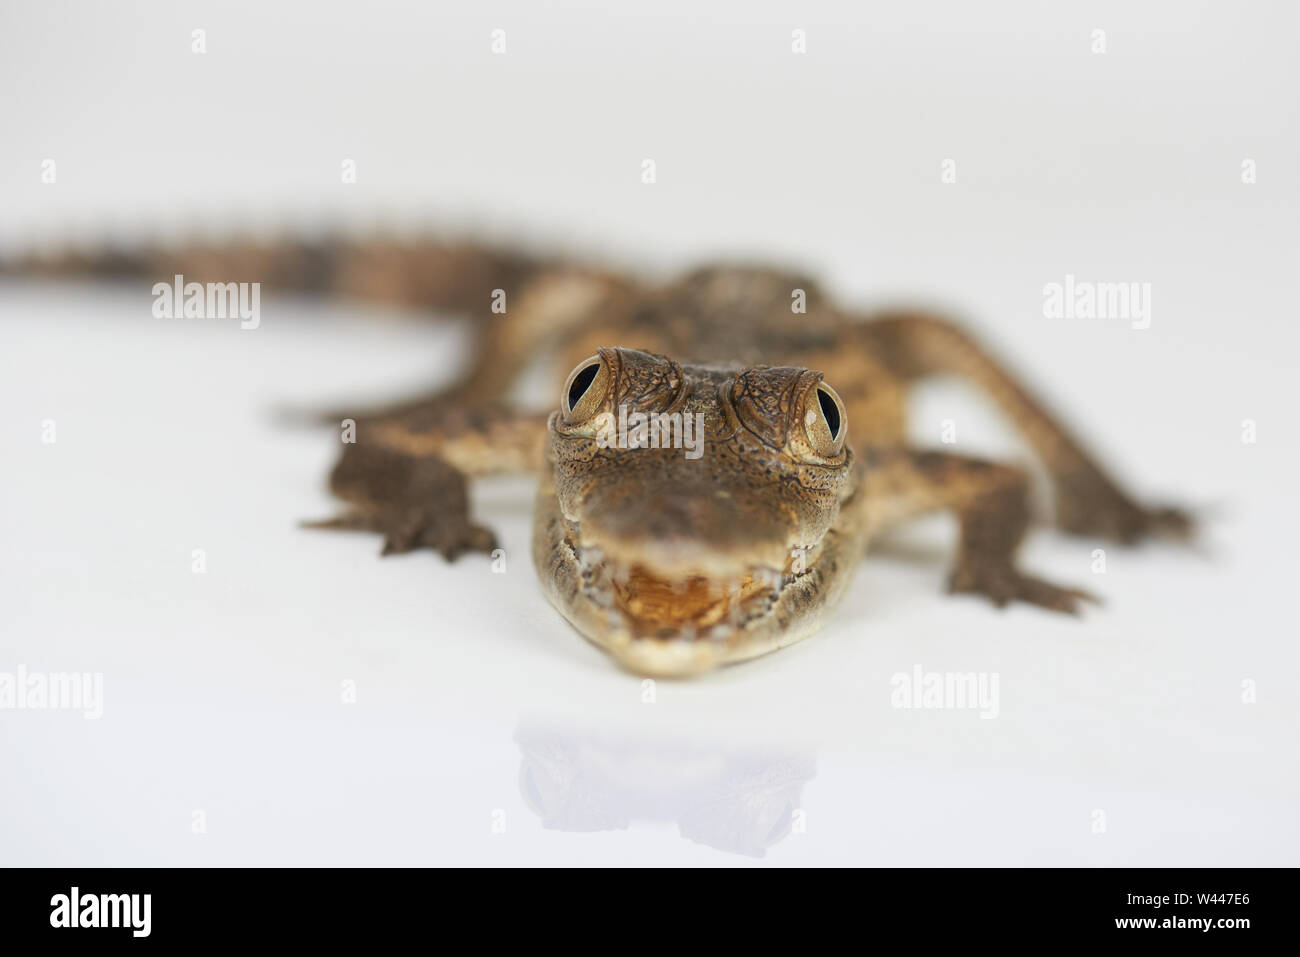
857, 313, 1194, 544
305, 402, 549, 559
856, 447, 1097, 614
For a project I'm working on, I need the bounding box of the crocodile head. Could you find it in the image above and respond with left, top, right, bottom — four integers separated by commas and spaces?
534, 347, 857, 676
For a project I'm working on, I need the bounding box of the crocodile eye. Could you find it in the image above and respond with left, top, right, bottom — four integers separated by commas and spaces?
804, 383, 847, 457
561, 354, 610, 422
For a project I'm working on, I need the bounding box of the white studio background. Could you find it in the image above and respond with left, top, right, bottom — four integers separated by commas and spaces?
1, 0, 1297, 865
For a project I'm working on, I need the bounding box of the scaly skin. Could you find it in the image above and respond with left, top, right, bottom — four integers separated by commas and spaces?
7, 235, 1194, 675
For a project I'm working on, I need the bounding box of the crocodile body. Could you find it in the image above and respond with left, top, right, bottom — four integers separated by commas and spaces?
11, 237, 1192, 675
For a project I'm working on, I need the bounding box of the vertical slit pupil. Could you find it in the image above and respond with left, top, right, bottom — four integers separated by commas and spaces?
567, 362, 601, 410
817, 388, 840, 438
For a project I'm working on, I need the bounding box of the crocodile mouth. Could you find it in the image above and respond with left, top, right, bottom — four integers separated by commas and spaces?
563, 523, 820, 642
613, 568, 773, 632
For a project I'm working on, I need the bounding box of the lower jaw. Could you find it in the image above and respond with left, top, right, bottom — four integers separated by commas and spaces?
560, 559, 837, 677
607, 569, 781, 639
591, 606, 829, 678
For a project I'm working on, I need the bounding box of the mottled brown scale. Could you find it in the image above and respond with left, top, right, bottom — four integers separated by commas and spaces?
7, 234, 1194, 675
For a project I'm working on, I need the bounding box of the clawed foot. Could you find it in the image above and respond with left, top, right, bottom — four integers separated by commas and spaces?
1055, 469, 1195, 545
378, 508, 496, 559
948, 562, 1098, 615
1059, 498, 1194, 546
304, 507, 496, 561
307, 443, 497, 560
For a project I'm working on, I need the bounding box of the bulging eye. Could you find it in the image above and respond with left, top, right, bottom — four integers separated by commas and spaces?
804, 382, 847, 457
561, 354, 610, 422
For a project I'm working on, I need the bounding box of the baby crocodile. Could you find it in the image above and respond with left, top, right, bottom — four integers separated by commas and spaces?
11, 237, 1193, 675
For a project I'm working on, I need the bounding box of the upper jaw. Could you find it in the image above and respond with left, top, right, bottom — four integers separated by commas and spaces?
569, 522, 798, 582
561, 474, 814, 579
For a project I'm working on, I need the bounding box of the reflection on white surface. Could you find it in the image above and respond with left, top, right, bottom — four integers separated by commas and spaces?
516, 722, 815, 858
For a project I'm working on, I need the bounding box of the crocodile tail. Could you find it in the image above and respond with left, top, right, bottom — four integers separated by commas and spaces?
0, 234, 548, 316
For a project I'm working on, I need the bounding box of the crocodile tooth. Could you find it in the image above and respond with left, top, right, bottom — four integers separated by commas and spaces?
727, 578, 744, 625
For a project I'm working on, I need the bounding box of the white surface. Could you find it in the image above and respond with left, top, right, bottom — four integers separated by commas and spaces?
1, 0, 1298, 865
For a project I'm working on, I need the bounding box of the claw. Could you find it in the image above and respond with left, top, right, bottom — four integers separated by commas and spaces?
1055, 469, 1198, 546
305, 508, 496, 562
948, 564, 1099, 615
